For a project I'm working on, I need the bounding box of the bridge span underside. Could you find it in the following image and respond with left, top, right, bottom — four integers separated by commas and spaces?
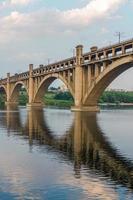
0, 38, 133, 111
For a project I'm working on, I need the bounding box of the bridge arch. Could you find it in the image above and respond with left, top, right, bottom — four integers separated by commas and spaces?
83, 56, 133, 106
10, 81, 28, 103
33, 73, 74, 103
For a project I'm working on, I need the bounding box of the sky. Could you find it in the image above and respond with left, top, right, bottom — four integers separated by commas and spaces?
0, 0, 133, 89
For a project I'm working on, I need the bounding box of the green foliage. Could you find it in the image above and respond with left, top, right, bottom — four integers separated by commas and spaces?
54, 91, 74, 101
44, 91, 74, 108
19, 93, 28, 105
0, 94, 6, 106
1, 89, 133, 107
99, 90, 133, 104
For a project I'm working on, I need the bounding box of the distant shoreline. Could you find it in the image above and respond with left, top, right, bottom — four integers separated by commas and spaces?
99, 103, 133, 106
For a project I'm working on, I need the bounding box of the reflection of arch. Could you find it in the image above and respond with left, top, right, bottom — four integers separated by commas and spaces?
84, 56, 133, 106
1, 107, 133, 189
73, 112, 133, 188
10, 81, 28, 102
33, 73, 74, 103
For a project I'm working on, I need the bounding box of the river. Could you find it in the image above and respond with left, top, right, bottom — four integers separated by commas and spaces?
0, 106, 132, 200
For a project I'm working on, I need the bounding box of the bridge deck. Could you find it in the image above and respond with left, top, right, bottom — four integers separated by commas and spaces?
0, 38, 133, 84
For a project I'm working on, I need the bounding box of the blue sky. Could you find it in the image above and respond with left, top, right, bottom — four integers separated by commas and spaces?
0, 0, 133, 89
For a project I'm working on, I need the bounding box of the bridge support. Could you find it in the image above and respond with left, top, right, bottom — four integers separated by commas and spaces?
74, 45, 83, 107
27, 102, 44, 108
71, 45, 99, 112
71, 105, 100, 112
5, 73, 19, 108
28, 64, 34, 106
6, 73, 10, 103
5, 101, 18, 106
5, 102, 19, 111
27, 64, 44, 108
72, 45, 84, 111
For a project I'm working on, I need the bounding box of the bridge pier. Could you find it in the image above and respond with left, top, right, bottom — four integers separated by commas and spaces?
73, 45, 100, 112
27, 102, 44, 108
5, 101, 18, 106
71, 105, 100, 112
5, 102, 19, 110
74, 45, 83, 109
27, 64, 44, 108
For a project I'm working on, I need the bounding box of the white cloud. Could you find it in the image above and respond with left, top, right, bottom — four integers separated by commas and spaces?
0, 0, 128, 77
11, 0, 32, 5
0, 0, 127, 41
62, 0, 126, 27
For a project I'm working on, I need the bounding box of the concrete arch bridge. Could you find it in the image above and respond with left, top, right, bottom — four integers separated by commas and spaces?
1, 38, 133, 111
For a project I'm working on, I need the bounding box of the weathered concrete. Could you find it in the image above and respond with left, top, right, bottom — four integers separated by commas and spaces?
5, 101, 18, 106
71, 106, 100, 112
27, 102, 44, 108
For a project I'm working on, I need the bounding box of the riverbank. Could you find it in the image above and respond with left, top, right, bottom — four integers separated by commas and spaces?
44, 92, 74, 108
1, 90, 133, 109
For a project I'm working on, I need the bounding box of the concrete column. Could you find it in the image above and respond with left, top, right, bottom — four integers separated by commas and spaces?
112, 47, 116, 57
83, 67, 88, 96
27, 65, 43, 108
103, 62, 107, 70
71, 46, 99, 112
88, 65, 91, 87
122, 45, 125, 54
72, 45, 83, 109
96, 53, 99, 60
95, 63, 99, 78
5, 73, 18, 106
68, 70, 71, 84
29, 64, 34, 104
72, 69, 75, 89
103, 51, 107, 58
6, 73, 10, 102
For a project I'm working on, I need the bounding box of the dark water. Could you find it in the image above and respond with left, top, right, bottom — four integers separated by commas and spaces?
0, 107, 133, 200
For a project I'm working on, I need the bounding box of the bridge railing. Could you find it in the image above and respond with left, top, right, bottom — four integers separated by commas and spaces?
97, 38, 133, 52
32, 58, 76, 76
82, 38, 133, 64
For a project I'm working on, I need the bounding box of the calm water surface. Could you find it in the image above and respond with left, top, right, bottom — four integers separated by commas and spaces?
0, 107, 133, 200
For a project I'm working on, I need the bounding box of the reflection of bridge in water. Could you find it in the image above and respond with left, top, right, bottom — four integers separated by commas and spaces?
0, 106, 133, 189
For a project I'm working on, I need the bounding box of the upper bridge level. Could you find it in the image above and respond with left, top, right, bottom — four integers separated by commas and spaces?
1, 38, 133, 84
0, 38, 133, 111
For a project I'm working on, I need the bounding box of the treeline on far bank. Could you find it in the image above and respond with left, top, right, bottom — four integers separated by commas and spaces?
46, 90, 133, 105
0, 90, 133, 107
99, 90, 133, 104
